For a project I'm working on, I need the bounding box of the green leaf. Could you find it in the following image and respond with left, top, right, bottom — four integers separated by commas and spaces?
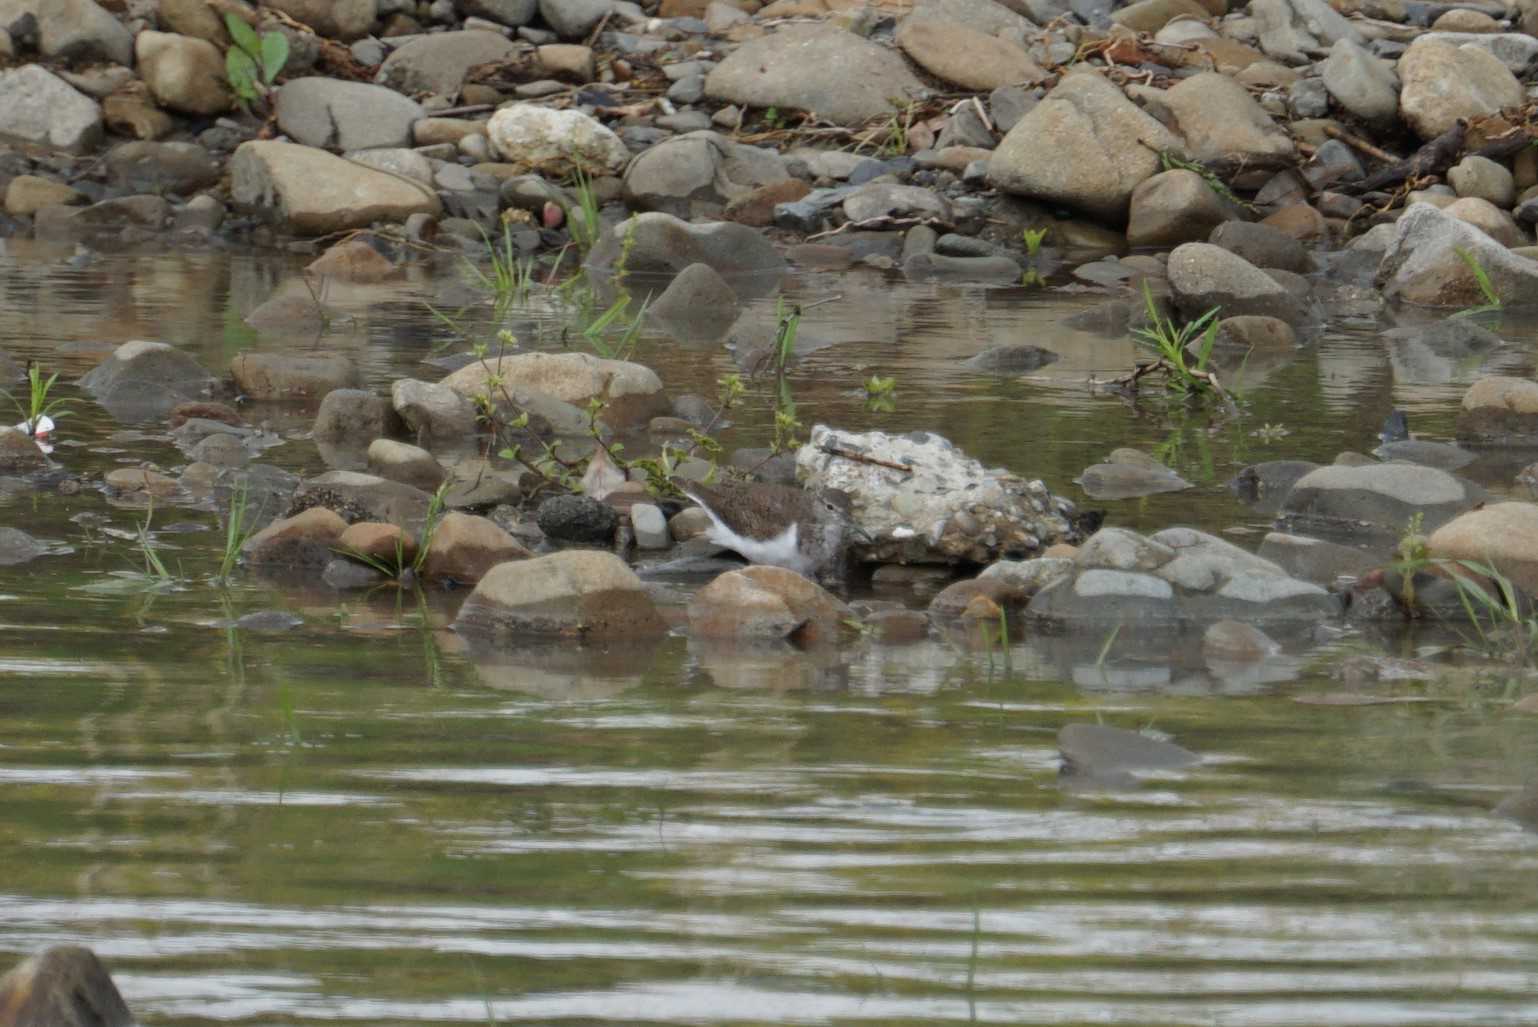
259, 31, 290, 84
226, 48, 258, 101
224, 12, 261, 56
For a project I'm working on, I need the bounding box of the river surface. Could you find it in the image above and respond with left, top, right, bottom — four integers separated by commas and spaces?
1, 238, 1537, 1025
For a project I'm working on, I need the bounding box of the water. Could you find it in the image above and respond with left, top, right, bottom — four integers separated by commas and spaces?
1, 238, 1537, 1025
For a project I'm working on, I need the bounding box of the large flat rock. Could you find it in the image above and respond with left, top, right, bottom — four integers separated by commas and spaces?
230, 141, 441, 236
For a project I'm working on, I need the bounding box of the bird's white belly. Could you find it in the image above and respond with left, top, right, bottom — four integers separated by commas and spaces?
704, 516, 811, 574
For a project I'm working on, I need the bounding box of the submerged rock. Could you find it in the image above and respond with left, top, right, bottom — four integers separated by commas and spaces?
797, 424, 1079, 566
1029, 526, 1339, 627
78, 339, 221, 422
1275, 462, 1486, 546
1456, 375, 1538, 444
1058, 722, 1199, 783
242, 506, 348, 570
0, 945, 133, 1027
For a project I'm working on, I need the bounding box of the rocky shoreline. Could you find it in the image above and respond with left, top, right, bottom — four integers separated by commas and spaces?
5, 0, 1538, 658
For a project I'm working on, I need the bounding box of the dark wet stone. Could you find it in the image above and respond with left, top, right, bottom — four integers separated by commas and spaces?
0, 946, 133, 1027
1058, 723, 1199, 779
1392, 318, 1503, 359
314, 388, 402, 444
1062, 298, 1136, 336
536, 493, 619, 545
1228, 460, 1320, 514
1275, 463, 1487, 547
1209, 220, 1315, 273
0, 527, 49, 566
1374, 439, 1476, 471
287, 471, 436, 533
322, 556, 391, 590
1256, 531, 1381, 585
1076, 461, 1191, 500
78, 339, 221, 422
0, 430, 46, 471
903, 252, 1022, 282
962, 344, 1059, 374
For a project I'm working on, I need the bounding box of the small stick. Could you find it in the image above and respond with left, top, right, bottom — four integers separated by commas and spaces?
1322, 124, 1399, 165
815, 442, 915, 476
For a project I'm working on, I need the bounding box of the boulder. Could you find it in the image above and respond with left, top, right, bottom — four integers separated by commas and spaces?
1251, 0, 1361, 62
287, 470, 436, 530
376, 30, 523, 97
623, 130, 789, 220
104, 141, 220, 195
987, 70, 1182, 223
1426, 502, 1538, 594
704, 24, 926, 127
0, 429, 46, 471
688, 565, 852, 643
1166, 242, 1306, 325
645, 262, 741, 344
1126, 169, 1244, 249
4, 176, 86, 216
78, 339, 221, 422
0, 946, 133, 1027
1208, 220, 1313, 273
1028, 526, 1340, 626
275, 78, 424, 150
1075, 457, 1191, 500
1321, 37, 1399, 128
1275, 462, 1486, 546
367, 438, 445, 491
538, 0, 610, 38
1397, 39, 1522, 141
797, 424, 1079, 565
1376, 203, 1538, 308
1448, 155, 1516, 208
263, 0, 377, 39
911, 0, 1035, 40
306, 238, 398, 282
535, 493, 619, 545
231, 140, 441, 236
0, 66, 102, 154
230, 352, 363, 401
242, 506, 348, 569
419, 511, 530, 583
589, 211, 786, 279
895, 17, 1047, 91
1416, 31, 1538, 75
486, 104, 630, 175
440, 351, 667, 429
452, 550, 667, 640
0, 0, 133, 65
135, 31, 232, 116
391, 378, 479, 439
1164, 72, 1295, 164
1456, 375, 1538, 443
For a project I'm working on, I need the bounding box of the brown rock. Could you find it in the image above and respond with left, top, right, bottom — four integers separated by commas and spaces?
725, 178, 811, 227
336, 521, 417, 567
895, 18, 1048, 92
1110, 0, 1211, 32
0, 946, 132, 1027
104, 467, 178, 496
1202, 619, 1279, 661
419, 511, 531, 583
4, 176, 86, 217
864, 607, 931, 643
1427, 501, 1538, 594
0, 429, 45, 471
168, 401, 243, 428
412, 117, 486, 146
102, 88, 175, 140
538, 43, 595, 81
1457, 375, 1538, 443
453, 549, 667, 640
306, 238, 397, 282
242, 506, 349, 568
928, 577, 1013, 618
687, 564, 852, 643
230, 352, 363, 401
1261, 203, 1329, 241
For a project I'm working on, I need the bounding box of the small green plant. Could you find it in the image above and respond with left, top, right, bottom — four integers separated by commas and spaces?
1130, 282, 1224, 399
762, 106, 783, 130
2, 362, 70, 436
336, 484, 450, 583
223, 13, 289, 108
215, 483, 253, 583
1022, 227, 1048, 259
1447, 558, 1538, 666
1157, 150, 1255, 212
468, 223, 535, 314
138, 504, 172, 584
566, 166, 603, 256
1453, 246, 1502, 318
863, 374, 896, 413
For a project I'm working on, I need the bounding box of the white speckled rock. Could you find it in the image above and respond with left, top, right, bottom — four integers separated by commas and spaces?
796, 424, 1078, 565
486, 104, 630, 175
